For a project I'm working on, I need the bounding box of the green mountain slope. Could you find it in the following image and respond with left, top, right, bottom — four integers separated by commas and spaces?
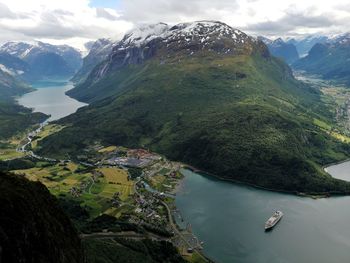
37, 22, 350, 193
84, 238, 186, 263
0, 171, 84, 263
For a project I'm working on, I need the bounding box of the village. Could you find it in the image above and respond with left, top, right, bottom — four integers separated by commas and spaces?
11, 132, 207, 261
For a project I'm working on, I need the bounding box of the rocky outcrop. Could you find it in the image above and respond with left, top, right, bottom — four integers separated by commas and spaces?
72, 38, 115, 84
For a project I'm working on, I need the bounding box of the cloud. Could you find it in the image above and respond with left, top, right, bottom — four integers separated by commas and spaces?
0, 2, 16, 18
245, 11, 334, 36
120, 0, 239, 24
0, 0, 132, 49
0, 0, 350, 48
96, 8, 119, 20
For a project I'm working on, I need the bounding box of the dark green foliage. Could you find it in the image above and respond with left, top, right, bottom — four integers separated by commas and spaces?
0, 101, 47, 139
142, 223, 173, 237
83, 238, 186, 263
0, 157, 36, 171
0, 171, 84, 263
81, 214, 139, 234
58, 198, 90, 225
128, 167, 143, 179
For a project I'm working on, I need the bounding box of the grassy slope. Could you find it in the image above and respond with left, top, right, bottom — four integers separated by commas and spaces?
37, 53, 350, 193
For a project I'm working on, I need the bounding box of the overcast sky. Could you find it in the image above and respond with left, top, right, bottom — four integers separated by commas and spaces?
0, 0, 350, 50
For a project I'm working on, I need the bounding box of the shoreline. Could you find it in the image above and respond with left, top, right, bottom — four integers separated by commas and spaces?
182, 164, 350, 199
323, 158, 350, 172
169, 169, 214, 262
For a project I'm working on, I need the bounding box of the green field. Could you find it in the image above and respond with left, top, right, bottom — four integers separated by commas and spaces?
13, 164, 135, 218
30, 124, 65, 149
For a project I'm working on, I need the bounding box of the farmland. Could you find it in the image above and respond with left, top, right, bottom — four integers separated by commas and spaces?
13, 162, 135, 218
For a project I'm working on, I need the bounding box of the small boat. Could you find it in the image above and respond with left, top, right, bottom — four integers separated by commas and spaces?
265, 210, 283, 231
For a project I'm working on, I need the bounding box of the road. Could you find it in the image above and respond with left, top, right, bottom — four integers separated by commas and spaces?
80, 230, 169, 241
15, 121, 211, 261
160, 200, 209, 262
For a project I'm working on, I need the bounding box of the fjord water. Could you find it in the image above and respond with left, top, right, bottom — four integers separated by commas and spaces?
176, 168, 350, 263
17, 79, 87, 121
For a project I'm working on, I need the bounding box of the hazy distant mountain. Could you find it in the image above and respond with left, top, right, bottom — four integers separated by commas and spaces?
71, 38, 115, 84
84, 40, 96, 52
259, 37, 299, 63
37, 21, 350, 194
0, 65, 30, 100
293, 33, 350, 84
0, 41, 82, 81
0, 52, 29, 77
287, 35, 329, 57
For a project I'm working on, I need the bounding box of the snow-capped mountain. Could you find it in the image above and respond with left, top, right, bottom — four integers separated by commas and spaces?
0, 62, 30, 101
259, 37, 299, 64
118, 21, 255, 50
1, 41, 80, 61
91, 21, 266, 81
67, 20, 271, 100
121, 22, 169, 47
0, 52, 29, 77
0, 41, 82, 81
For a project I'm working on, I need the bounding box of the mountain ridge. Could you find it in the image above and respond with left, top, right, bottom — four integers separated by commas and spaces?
0, 41, 82, 81
293, 34, 350, 84
259, 36, 299, 64
37, 21, 350, 193
68, 20, 268, 102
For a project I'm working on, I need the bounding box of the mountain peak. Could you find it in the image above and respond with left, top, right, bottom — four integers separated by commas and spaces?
119, 21, 255, 50
82, 20, 269, 86
167, 20, 249, 44
122, 23, 169, 47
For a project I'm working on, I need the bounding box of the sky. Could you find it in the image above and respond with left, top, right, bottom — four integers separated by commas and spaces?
0, 0, 350, 50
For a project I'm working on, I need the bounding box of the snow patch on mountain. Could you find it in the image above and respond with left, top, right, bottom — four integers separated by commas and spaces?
0, 64, 14, 76
122, 23, 169, 47
119, 21, 255, 50
0, 41, 81, 60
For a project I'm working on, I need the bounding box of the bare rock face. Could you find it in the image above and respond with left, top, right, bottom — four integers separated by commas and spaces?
72, 38, 116, 84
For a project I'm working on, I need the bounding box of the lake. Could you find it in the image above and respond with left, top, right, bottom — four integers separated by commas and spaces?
17, 79, 87, 121
175, 166, 350, 263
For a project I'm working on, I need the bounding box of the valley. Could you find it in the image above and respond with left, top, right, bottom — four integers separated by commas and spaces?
3, 18, 350, 263
5, 69, 350, 263
35, 22, 350, 195
3, 77, 207, 262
